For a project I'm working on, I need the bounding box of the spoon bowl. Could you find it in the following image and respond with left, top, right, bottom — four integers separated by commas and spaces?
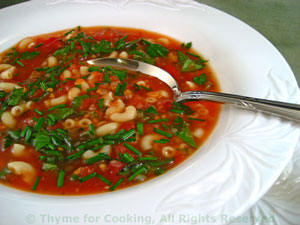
87, 58, 300, 121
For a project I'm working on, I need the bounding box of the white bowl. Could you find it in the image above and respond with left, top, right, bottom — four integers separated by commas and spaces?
0, 1, 299, 225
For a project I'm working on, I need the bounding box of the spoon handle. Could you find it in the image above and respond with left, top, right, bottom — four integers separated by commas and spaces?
177, 91, 300, 121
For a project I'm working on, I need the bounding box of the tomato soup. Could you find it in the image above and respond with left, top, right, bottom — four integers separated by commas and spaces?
0, 26, 220, 195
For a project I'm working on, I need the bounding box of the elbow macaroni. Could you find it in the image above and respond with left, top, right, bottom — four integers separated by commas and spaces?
110, 105, 137, 122
7, 161, 36, 184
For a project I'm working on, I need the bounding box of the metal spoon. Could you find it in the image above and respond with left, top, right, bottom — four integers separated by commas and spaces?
87, 58, 300, 121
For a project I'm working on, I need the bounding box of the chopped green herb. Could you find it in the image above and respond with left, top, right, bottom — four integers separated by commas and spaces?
193, 73, 207, 85
188, 117, 205, 121
8, 88, 23, 106
137, 123, 143, 135
32, 176, 41, 191
145, 106, 157, 114
98, 98, 104, 109
128, 166, 147, 181
178, 125, 196, 148
96, 175, 112, 186
34, 109, 43, 115
153, 127, 172, 138
147, 118, 169, 124
145, 42, 169, 58
80, 172, 97, 182
123, 143, 142, 156
114, 83, 127, 96
138, 156, 157, 161
47, 104, 67, 111
52, 108, 74, 120
42, 163, 57, 171
109, 177, 124, 191
57, 170, 65, 187
170, 102, 194, 115
85, 153, 110, 165
153, 139, 170, 144
19, 51, 40, 60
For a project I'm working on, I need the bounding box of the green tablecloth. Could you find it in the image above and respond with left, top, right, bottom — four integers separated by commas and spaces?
1, 0, 299, 86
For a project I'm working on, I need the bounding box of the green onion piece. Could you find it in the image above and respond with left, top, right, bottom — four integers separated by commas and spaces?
96, 175, 112, 186
109, 178, 124, 191
114, 83, 127, 96
147, 118, 169, 124
137, 123, 143, 135
123, 152, 135, 163
34, 109, 43, 115
32, 176, 41, 191
47, 104, 67, 111
79, 172, 97, 182
34, 43, 43, 48
149, 159, 173, 166
188, 117, 205, 121
119, 129, 135, 142
66, 78, 76, 81
57, 170, 65, 188
21, 126, 30, 137
87, 87, 98, 92
98, 98, 104, 109
153, 139, 170, 144
128, 166, 147, 181
89, 124, 95, 135
24, 127, 33, 143
140, 85, 152, 91
16, 60, 24, 67
47, 114, 56, 125
138, 156, 157, 161
153, 127, 172, 138
66, 150, 85, 160
34, 117, 45, 131
123, 143, 141, 156
85, 153, 110, 165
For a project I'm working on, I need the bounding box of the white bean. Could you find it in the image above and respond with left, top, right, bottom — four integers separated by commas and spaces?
18, 37, 35, 50
80, 66, 89, 76
185, 81, 197, 89
11, 144, 26, 157
108, 51, 118, 58
47, 56, 58, 67
95, 122, 119, 136
110, 106, 137, 122
1, 111, 17, 128
7, 161, 36, 184
157, 37, 170, 45
61, 69, 72, 80
119, 51, 128, 59
68, 87, 81, 101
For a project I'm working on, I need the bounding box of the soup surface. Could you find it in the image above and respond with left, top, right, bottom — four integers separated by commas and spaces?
0, 26, 220, 195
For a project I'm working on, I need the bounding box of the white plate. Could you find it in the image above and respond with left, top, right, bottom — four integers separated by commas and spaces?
0, 1, 299, 225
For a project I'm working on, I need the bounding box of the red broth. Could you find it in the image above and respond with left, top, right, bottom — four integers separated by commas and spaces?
0, 27, 220, 195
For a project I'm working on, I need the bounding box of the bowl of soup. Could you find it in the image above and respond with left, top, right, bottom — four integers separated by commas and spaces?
0, 1, 299, 225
